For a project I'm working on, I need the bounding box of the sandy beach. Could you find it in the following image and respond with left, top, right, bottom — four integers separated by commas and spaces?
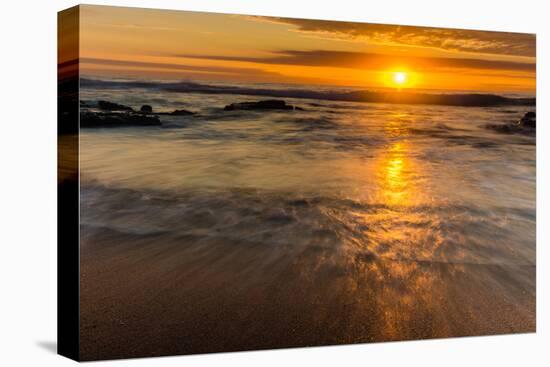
80, 221, 534, 360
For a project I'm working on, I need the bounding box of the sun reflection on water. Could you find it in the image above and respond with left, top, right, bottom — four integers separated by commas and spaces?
382, 142, 408, 206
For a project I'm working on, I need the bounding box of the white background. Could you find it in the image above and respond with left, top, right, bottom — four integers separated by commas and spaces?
0, 0, 548, 365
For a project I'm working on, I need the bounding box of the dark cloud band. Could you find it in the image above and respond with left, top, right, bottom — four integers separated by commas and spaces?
175, 50, 535, 73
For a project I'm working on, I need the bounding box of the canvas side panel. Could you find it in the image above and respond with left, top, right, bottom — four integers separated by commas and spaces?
57, 5, 80, 362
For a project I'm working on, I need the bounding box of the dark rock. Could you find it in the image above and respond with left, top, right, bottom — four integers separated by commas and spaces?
521, 119, 536, 128
154, 109, 195, 116
140, 105, 153, 113
170, 109, 194, 116
224, 100, 301, 111
518, 111, 536, 128
486, 122, 535, 136
97, 100, 134, 112
80, 112, 161, 128
486, 111, 536, 135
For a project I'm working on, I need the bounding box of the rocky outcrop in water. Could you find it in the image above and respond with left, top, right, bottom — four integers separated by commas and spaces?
80, 112, 161, 128
140, 105, 153, 113
97, 100, 134, 112
224, 100, 303, 111
167, 109, 195, 116
518, 111, 536, 128
153, 109, 195, 116
485, 111, 536, 135
79, 100, 196, 127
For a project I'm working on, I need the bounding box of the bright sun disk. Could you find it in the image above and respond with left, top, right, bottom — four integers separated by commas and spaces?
393, 72, 407, 85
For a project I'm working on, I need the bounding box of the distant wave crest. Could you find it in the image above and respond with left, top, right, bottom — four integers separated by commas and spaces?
80, 78, 535, 107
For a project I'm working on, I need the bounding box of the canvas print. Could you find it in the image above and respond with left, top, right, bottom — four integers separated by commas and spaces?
58, 5, 536, 361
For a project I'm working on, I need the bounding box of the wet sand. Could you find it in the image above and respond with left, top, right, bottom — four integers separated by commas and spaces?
80, 223, 535, 360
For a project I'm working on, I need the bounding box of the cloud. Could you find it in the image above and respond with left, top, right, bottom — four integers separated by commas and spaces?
175, 50, 535, 72
79, 57, 336, 84
79, 57, 284, 77
252, 17, 535, 58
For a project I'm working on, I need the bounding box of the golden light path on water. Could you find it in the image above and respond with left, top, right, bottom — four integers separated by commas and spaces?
344, 117, 444, 340
382, 141, 408, 205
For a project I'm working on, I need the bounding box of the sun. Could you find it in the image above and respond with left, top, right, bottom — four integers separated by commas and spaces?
393, 72, 407, 85
381, 69, 417, 89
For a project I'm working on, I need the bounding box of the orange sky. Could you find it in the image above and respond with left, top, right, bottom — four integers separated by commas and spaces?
76, 5, 536, 93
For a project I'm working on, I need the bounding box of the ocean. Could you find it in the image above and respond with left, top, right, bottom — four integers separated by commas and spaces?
77, 78, 535, 359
